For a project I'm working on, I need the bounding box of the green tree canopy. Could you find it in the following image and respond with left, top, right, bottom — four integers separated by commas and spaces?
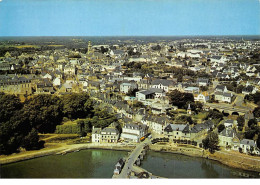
202, 131, 219, 153
62, 93, 93, 119
22, 95, 64, 133
168, 90, 194, 109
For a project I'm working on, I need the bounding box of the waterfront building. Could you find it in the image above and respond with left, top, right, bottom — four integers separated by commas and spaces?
164, 124, 190, 140
100, 127, 119, 143
92, 126, 101, 143
218, 128, 240, 150
121, 123, 147, 142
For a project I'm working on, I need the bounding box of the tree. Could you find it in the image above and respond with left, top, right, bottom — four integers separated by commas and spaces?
237, 115, 245, 127
248, 119, 257, 128
176, 115, 193, 125
202, 131, 219, 153
244, 130, 256, 139
168, 90, 194, 109
206, 110, 223, 120
126, 88, 139, 97
22, 128, 43, 151
0, 93, 22, 123
253, 106, 260, 118
236, 85, 245, 94
23, 95, 64, 133
217, 124, 225, 133
63, 93, 93, 120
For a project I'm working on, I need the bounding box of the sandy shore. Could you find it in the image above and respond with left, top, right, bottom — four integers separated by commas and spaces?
1, 142, 260, 174
0, 143, 134, 165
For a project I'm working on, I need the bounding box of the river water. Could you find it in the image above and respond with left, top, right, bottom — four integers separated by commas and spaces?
141, 151, 259, 178
1, 149, 259, 178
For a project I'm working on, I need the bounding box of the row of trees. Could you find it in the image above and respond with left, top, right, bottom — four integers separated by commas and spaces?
0, 93, 94, 155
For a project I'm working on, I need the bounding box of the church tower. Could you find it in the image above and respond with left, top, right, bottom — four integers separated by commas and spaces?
187, 103, 192, 115
87, 40, 92, 54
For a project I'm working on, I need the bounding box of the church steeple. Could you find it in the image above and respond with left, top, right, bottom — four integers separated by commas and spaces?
87, 40, 92, 54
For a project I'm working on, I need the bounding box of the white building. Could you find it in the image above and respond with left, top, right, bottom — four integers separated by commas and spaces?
92, 126, 101, 143
120, 123, 147, 142
120, 82, 137, 94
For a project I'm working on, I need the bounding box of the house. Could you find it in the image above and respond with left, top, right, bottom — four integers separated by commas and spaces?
242, 85, 258, 95
36, 79, 55, 94
184, 86, 200, 94
148, 88, 166, 99
64, 65, 76, 75
210, 55, 227, 63
0, 76, 33, 95
224, 120, 237, 128
92, 126, 101, 143
120, 123, 147, 142
215, 85, 227, 93
143, 115, 170, 134
197, 78, 209, 86
190, 120, 214, 139
194, 91, 210, 103
215, 92, 233, 103
150, 98, 172, 115
240, 139, 259, 155
164, 124, 190, 140
151, 79, 175, 92
120, 82, 137, 94
100, 127, 119, 143
53, 77, 61, 86
218, 128, 240, 151
136, 90, 155, 101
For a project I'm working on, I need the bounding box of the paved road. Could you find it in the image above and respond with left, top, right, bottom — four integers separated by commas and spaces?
116, 139, 150, 178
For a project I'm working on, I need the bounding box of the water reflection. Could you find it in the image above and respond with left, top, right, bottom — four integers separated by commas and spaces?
201, 161, 220, 178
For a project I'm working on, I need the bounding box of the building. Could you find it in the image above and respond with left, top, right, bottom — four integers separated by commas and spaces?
151, 79, 175, 92
92, 126, 101, 143
215, 92, 233, 103
190, 120, 214, 139
120, 123, 147, 142
218, 128, 240, 150
197, 78, 209, 86
240, 139, 259, 155
120, 82, 137, 94
100, 127, 119, 143
224, 120, 237, 128
215, 85, 227, 93
0, 76, 33, 95
136, 89, 155, 101
194, 91, 209, 103
164, 124, 190, 140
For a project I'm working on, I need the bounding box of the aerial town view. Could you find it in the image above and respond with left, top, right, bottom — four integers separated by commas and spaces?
0, 0, 260, 180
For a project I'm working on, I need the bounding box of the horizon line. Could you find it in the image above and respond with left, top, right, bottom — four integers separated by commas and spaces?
0, 35, 259, 37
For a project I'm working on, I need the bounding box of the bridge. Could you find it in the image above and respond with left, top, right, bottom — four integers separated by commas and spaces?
113, 139, 151, 178
205, 103, 253, 115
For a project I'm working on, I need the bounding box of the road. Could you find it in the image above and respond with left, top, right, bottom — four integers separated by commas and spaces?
116, 139, 150, 178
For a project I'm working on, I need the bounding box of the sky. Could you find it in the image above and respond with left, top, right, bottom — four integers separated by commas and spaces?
0, 0, 259, 36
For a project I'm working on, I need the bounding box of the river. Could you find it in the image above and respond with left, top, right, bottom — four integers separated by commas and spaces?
1, 149, 259, 178
140, 151, 260, 178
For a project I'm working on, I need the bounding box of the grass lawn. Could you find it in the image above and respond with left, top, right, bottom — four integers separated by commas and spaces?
193, 112, 208, 120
